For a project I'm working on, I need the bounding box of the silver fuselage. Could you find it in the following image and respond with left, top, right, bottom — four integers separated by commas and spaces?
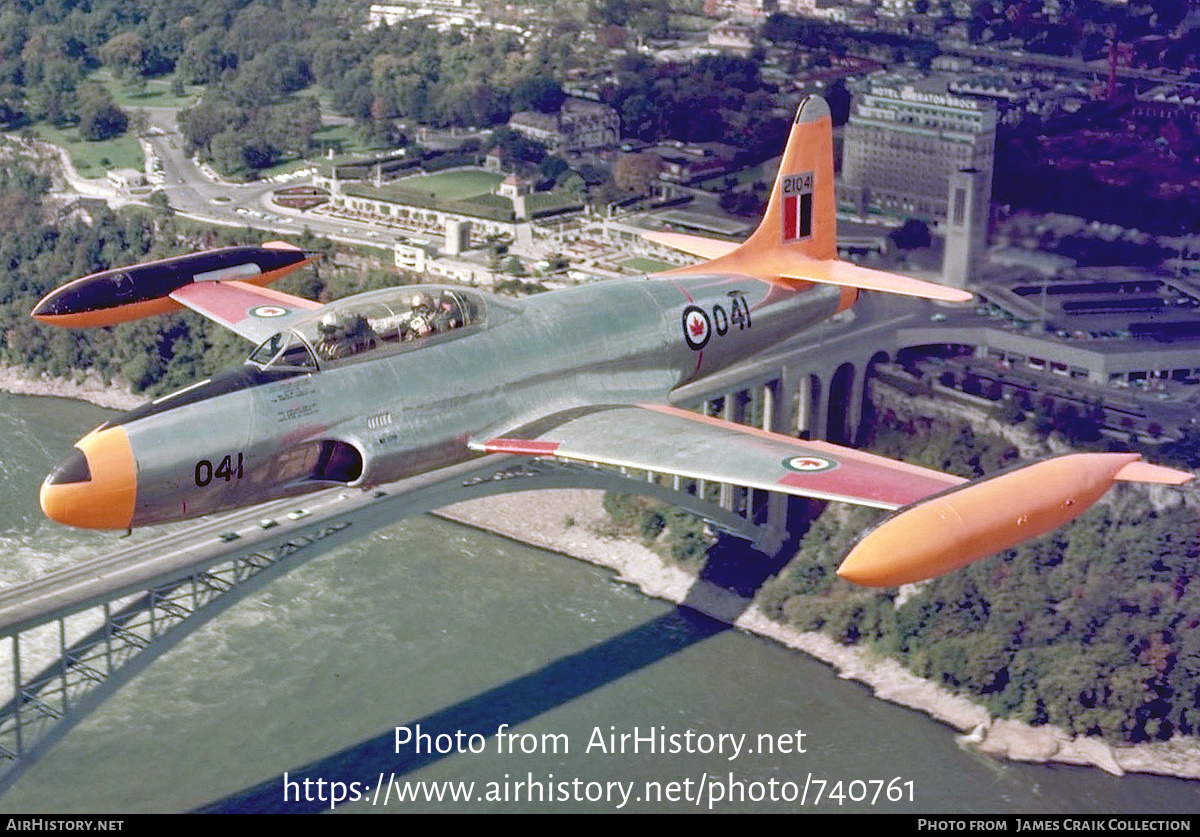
107, 275, 842, 525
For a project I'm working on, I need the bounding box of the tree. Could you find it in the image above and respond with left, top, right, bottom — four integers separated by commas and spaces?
242, 141, 279, 170
614, 151, 662, 195
514, 77, 565, 114
148, 190, 172, 215
826, 79, 852, 126
34, 59, 79, 126
597, 25, 628, 50
0, 82, 22, 124
99, 32, 146, 81
890, 218, 932, 250
503, 255, 526, 276
539, 155, 569, 180
178, 29, 236, 85
267, 98, 321, 156
77, 85, 128, 141
619, 92, 662, 141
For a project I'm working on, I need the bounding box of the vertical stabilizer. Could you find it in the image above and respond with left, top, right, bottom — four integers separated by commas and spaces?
656, 96, 972, 304
659, 95, 837, 282
742, 95, 837, 262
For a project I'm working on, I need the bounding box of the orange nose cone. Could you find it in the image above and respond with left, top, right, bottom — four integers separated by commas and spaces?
40, 425, 137, 529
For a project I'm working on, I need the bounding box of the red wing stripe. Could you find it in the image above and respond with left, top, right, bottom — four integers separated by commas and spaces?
777, 469, 953, 508
171, 280, 319, 324
483, 439, 562, 456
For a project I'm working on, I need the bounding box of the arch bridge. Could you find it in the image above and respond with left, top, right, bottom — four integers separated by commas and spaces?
0, 290, 953, 796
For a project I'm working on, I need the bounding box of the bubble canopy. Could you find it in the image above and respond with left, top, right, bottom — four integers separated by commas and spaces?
247, 285, 488, 372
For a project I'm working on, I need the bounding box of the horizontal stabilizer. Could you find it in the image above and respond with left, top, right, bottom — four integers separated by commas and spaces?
640, 230, 739, 262
837, 453, 1194, 587
780, 260, 972, 303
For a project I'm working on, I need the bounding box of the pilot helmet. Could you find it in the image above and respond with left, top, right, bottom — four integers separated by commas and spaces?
319, 311, 347, 335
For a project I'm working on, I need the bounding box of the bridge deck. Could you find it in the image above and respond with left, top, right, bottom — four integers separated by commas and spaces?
0, 457, 512, 636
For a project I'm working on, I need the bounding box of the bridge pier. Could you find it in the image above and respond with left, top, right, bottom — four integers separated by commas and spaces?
756, 378, 789, 554
720, 393, 738, 511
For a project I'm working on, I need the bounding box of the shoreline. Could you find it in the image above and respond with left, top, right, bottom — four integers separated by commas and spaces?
435, 489, 1200, 781
0, 364, 147, 411
9, 369, 1200, 780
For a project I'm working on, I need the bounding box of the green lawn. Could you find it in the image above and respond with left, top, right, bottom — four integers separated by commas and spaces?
460, 193, 512, 212
35, 123, 144, 178
392, 170, 503, 200
621, 256, 677, 274
88, 68, 201, 110
526, 191, 583, 216
312, 124, 373, 159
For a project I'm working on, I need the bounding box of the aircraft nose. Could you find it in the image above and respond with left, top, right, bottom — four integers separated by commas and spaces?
40, 425, 137, 529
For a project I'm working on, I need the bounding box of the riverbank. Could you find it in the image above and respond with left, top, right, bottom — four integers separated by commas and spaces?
0, 364, 146, 411
11, 368, 1200, 780
436, 488, 1200, 781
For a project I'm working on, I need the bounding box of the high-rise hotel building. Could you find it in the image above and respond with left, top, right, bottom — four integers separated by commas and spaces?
840, 79, 998, 225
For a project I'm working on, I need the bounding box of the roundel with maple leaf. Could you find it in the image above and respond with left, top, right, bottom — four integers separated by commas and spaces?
682, 305, 711, 350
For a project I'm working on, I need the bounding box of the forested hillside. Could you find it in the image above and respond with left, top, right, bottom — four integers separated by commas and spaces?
759, 410, 1200, 745
0, 150, 403, 393
0, 1, 788, 176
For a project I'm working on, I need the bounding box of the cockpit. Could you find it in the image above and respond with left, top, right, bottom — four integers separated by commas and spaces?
247, 286, 487, 372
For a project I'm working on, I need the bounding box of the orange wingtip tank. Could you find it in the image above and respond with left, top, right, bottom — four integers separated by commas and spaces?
836, 453, 1194, 588
32, 243, 314, 329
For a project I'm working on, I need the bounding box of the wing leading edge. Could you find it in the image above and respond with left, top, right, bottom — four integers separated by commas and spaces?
470, 403, 965, 510
170, 279, 320, 344
471, 405, 1192, 588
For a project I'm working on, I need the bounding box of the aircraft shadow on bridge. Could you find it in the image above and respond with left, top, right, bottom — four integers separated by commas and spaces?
197, 500, 818, 813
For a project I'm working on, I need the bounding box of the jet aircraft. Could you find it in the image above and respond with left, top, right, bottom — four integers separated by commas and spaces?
33, 96, 1191, 587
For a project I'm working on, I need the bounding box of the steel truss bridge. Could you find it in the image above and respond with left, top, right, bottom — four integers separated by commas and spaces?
0, 292, 952, 799
0, 454, 768, 797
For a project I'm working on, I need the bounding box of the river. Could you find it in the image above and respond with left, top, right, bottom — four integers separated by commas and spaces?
0, 392, 1197, 813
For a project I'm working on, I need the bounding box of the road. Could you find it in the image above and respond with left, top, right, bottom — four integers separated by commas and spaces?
65, 106, 411, 251
0, 452, 540, 637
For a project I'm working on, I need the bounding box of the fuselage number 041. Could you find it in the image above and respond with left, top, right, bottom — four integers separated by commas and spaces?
683, 295, 752, 352
713, 295, 752, 336
195, 453, 245, 487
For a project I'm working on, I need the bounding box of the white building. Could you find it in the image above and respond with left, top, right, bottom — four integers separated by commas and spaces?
840, 78, 997, 224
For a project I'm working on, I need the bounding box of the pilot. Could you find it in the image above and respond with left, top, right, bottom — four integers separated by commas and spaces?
317, 312, 377, 359
400, 292, 438, 341
430, 291, 462, 334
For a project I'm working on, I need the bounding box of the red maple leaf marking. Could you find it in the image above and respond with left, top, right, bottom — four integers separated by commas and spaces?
792, 457, 826, 469
689, 316, 705, 337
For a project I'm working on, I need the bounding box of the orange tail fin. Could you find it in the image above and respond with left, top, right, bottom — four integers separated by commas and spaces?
656, 96, 971, 304
744, 94, 837, 262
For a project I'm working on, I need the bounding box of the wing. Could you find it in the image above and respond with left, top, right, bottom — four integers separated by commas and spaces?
470, 403, 965, 510
169, 280, 320, 344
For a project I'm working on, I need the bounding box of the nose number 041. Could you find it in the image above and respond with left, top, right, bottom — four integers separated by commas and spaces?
195, 453, 245, 487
